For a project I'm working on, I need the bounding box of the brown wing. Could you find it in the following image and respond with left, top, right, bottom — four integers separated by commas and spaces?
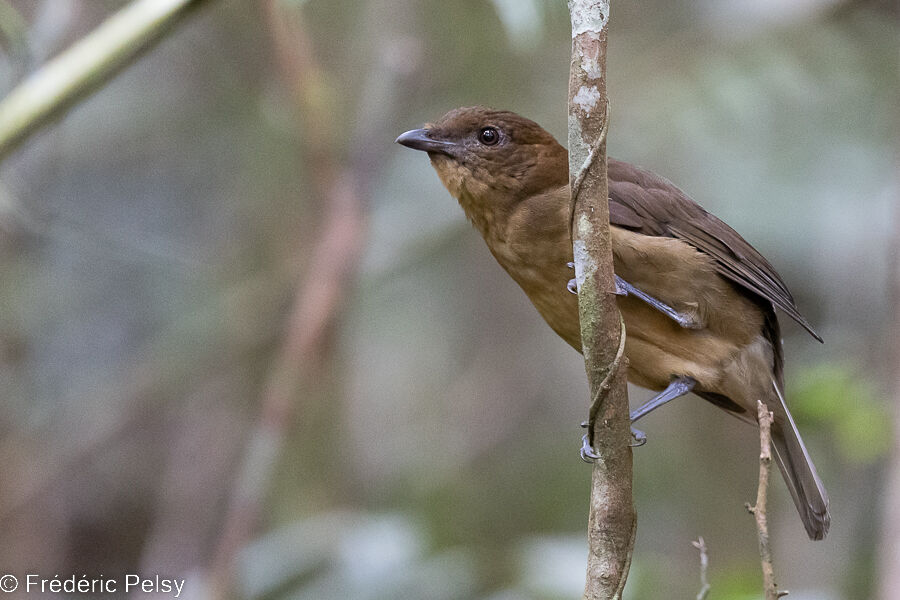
607, 158, 822, 343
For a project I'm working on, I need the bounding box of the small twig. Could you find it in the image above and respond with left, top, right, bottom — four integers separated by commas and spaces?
745, 400, 788, 600
692, 537, 710, 600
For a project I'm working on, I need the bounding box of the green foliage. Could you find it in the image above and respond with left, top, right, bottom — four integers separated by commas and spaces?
790, 362, 892, 464
709, 564, 763, 600
0, 1, 27, 62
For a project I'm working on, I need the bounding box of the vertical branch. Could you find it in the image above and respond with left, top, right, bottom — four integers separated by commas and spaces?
746, 401, 786, 600
566, 2, 635, 599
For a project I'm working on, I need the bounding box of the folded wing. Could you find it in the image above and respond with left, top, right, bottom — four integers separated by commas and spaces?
606, 158, 822, 343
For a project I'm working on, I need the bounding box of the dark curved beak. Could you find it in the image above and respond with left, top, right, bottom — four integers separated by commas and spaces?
395, 128, 455, 155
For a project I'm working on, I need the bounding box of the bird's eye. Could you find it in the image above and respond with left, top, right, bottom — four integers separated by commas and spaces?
478, 127, 500, 146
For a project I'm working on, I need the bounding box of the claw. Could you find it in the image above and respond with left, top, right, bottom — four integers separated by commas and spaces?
567, 263, 579, 294
673, 302, 704, 329
580, 433, 600, 462
630, 427, 647, 447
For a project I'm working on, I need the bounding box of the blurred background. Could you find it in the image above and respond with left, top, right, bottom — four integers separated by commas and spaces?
0, 0, 897, 598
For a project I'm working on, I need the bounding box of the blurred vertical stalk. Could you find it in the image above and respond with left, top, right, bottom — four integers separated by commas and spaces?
566, 2, 635, 599
0, 0, 209, 161
877, 187, 900, 600
207, 1, 419, 596
206, 5, 350, 595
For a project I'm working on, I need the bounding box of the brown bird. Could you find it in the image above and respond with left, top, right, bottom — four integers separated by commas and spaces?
396, 106, 830, 540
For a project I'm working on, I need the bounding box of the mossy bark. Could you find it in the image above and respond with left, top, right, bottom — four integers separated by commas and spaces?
566, 1, 636, 599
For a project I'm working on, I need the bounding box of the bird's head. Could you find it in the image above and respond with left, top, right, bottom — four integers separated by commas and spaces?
396, 107, 568, 207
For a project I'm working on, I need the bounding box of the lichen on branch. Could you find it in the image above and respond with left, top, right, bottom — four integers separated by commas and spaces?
566, 1, 636, 599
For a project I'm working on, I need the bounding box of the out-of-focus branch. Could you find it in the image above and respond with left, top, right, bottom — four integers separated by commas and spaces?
207, 171, 365, 599
206, 1, 419, 595
692, 537, 710, 600
746, 401, 786, 600
566, 2, 635, 599
877, 188, 900, 600
206, 6, 350, 595
0, 0, 208, 161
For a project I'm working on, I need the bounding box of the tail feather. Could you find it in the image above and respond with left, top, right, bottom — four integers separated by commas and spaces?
769, 379, 830, 540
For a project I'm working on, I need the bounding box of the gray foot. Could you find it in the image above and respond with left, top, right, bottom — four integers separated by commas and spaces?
615, 275, 704, 329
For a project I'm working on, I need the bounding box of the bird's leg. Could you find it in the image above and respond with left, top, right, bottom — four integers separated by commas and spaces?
577, 362, 696, 460
566, 263, 702, 330
620, 376, 697, 450
586, 377, 694, 455
630, 376, 696, 423
614, 276, 703, 329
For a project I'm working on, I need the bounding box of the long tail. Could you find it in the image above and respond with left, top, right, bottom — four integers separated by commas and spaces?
769, 378, 830, 540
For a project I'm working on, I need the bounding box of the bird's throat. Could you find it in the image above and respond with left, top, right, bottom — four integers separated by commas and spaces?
430, 157, 516, 240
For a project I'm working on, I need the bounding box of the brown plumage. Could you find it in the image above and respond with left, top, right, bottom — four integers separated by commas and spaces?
396, 106, 830, 540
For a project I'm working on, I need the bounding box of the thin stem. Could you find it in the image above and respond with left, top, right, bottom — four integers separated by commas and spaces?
746, 400, 787, 600
692, 537, 710, 600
